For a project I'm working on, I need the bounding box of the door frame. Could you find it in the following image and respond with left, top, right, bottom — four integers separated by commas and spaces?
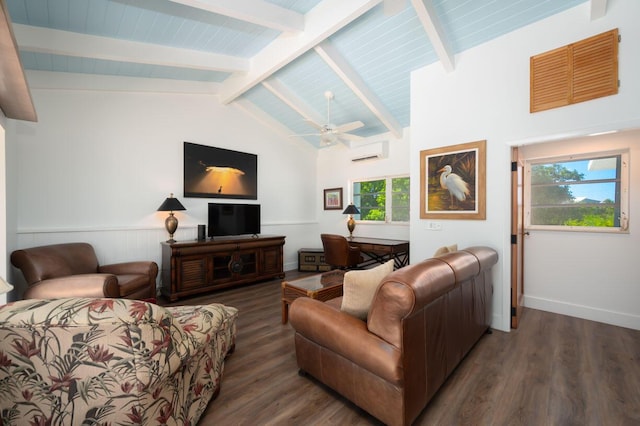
510, 147, 524, 328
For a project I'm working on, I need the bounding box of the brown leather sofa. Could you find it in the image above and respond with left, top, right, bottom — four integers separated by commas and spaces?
289, 246, 498, 426
11, 242, 158, 299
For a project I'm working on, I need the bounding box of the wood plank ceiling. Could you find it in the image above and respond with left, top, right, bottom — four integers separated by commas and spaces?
4, 0, 601, 145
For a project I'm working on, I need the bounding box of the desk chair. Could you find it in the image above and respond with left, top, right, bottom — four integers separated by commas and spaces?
320, 234, 364, 270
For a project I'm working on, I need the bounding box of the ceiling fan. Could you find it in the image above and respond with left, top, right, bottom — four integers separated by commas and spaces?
293, 91, 364, 145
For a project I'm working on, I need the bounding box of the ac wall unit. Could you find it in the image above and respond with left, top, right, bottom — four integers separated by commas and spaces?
350, 141, 389, 162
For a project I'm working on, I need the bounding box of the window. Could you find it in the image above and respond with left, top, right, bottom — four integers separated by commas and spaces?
525, 150, 628, 232
352, 176, 409, 223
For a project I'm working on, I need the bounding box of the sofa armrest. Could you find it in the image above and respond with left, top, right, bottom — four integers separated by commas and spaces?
289, 297, 402, 384
99, 261, 158, 277
0, 297, 190, 380
23, 274, 120, 299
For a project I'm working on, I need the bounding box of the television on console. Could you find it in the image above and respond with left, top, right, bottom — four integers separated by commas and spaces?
208, 203, 260, 238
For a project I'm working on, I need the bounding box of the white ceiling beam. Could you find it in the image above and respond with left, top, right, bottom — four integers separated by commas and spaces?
315, 41, 403, 138
411, 0, 454, 72
13, 24, 249, 73
590, 0, 607, 20
167, 0, 304, 33
261, 79, 325, 126
383, 0, 405, 16
0, 1, 36, 121
25, 70, 220, 94
218, 0, 383, 104
233, 97, 317, 151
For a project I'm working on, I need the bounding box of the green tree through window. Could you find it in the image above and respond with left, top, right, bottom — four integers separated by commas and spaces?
529, 155, 623, 228
353, 176, 409, 223
392, 177, 410, 221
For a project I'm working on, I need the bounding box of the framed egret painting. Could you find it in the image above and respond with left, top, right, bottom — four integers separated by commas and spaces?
420, 140, 486, 220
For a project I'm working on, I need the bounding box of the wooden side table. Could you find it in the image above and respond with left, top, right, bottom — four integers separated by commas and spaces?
281, 270, 345, 324
297, 248, 331, 272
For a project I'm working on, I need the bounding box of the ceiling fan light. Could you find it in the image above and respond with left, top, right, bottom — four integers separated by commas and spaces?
321, 132, 338, 145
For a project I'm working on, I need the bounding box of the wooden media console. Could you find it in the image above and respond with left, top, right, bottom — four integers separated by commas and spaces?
161, 235, 285, 301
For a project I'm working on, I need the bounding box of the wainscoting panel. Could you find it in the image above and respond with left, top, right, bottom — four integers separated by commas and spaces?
12, 221, 319, 300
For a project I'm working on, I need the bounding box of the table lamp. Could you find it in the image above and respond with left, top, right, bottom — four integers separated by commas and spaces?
342, 203, 360, 238
0, 276, 14, 298
157, 193, 186, 243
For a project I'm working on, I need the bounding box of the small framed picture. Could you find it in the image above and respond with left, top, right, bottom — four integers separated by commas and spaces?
323, 188, 343, 210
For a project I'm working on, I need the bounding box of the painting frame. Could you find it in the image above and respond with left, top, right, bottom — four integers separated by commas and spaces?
183, 142, 258, 200
323, 188, 343, 210
420, 140, 486, 220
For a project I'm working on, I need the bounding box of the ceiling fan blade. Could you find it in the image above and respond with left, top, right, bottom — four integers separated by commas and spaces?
335, 120, 364, 133
301, 93, 364, 146
338, 132, 363, 141
289, 132, 322, 137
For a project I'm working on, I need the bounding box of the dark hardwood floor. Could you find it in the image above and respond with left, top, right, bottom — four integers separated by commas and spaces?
163, 272, 640, 425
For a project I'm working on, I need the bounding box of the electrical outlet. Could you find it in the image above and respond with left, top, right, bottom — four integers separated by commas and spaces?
426, 222, 442, 231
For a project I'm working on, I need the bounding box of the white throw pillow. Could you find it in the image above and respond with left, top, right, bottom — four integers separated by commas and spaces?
340, 260, 394, 320
434, 244, 458, 256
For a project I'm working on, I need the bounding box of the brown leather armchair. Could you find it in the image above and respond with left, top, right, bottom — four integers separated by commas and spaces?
320, 233, 363, 270
11, 242, 158, 300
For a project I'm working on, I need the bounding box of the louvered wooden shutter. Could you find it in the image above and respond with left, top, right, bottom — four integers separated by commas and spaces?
530, 29, 618, 113
572, 29, 619, 103
530, 46, 571, 112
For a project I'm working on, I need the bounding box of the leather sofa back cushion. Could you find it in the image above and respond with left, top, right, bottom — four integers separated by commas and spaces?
11, 243, 100, 284
367, 258, 456, 348
340, 260, 394, 320
367, 249, 494, 348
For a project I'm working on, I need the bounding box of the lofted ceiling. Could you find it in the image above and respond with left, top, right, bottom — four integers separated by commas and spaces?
5, 0, 602, 148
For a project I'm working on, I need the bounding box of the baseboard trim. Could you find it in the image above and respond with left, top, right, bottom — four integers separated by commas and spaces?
523, 295, 640, 330
284, 262, 298, 272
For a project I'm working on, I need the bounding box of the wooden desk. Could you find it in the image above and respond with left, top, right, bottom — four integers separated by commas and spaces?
347, 237, 410, 269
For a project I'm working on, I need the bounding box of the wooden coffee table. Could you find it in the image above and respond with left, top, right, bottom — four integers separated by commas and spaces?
281, 270, 345, 324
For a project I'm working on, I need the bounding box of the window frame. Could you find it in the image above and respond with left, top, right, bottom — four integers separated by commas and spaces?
351, 174, 410, 225
524, 149, 629, 233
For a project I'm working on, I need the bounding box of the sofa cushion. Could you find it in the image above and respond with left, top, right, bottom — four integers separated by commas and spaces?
115, 273, 151, 296
0, 297, 238, 425
341, 260, 394, 320
434, 243, 458, 256
10, 242, 100, 284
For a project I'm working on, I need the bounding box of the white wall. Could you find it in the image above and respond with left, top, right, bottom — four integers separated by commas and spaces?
520, 130, 640, 330
411, 0, 640, 331
7, 89, 320, 298
316, 131, 410, 246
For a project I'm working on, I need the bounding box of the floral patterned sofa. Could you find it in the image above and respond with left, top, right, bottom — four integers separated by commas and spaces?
0, 297, 238, 425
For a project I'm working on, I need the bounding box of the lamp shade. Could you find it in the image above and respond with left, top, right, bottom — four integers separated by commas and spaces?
342, 204, 360, 215
157, 193, 186, 212
0, 276, 14, 295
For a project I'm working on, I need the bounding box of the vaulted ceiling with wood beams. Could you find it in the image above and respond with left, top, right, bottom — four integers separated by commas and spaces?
6, 0, 604, 148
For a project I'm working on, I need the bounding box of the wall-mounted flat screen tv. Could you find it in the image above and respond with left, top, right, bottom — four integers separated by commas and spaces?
208, 203, 260, 238
184, 142, 258, 199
